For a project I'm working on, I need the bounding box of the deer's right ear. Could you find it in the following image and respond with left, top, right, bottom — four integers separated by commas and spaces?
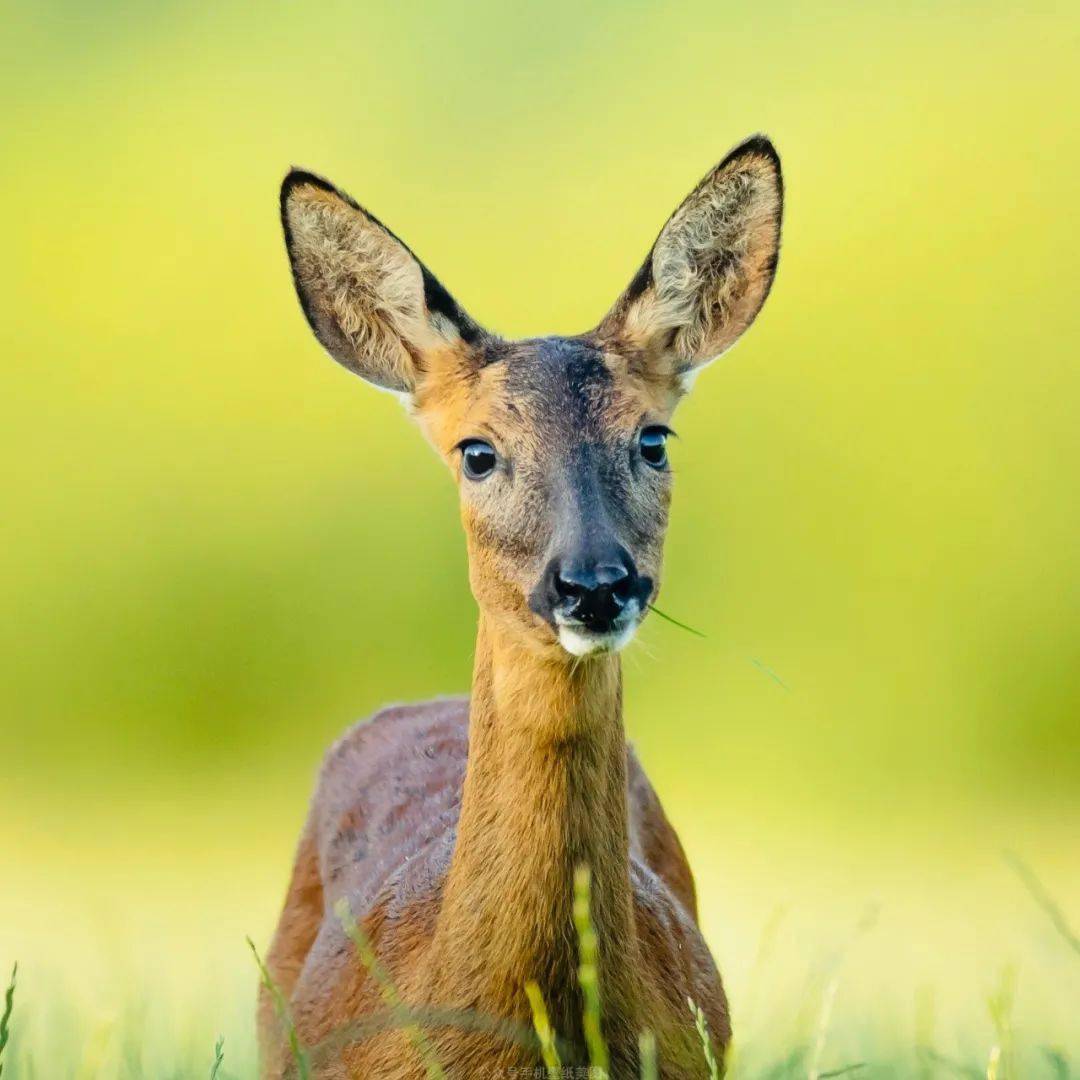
280, 170, 482, 394
598, 136, 783, 387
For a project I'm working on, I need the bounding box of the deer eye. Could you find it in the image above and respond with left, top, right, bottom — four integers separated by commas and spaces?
638, 426, 670, 469
459, 439, 498, 480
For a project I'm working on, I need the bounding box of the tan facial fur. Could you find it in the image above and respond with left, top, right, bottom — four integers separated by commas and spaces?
413, 341, 680, 654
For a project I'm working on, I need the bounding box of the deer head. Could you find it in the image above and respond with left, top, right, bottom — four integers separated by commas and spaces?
281, 136, 783, 659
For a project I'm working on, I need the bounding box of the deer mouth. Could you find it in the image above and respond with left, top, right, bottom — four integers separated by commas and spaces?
553, 603, 643, 657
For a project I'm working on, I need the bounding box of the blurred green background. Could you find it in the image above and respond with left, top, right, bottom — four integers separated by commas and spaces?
3, 0, 1078, 1072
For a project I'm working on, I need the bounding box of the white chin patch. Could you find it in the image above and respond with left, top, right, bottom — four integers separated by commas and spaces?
557, 623, 638, 658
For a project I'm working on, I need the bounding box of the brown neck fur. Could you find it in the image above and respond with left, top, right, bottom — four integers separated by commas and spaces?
425, 615, 640, 1033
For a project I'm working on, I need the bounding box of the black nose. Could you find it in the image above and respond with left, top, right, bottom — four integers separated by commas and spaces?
550, 556, 637, 631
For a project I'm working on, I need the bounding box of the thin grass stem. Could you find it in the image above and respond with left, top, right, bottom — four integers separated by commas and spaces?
647, 604, 706, 638
1004, 851, 1080, 959
574, 866, 610, 1078
209, 1035, 225, 1080
524, 981, 562, 1076
748, 656, 791, 691
334, 897, 446, 1080
687, 998, 720, 1080
638, 1029, 659, 1080
807, 976, 839, 1080
0, 963, 15, 1080
247, 936, 310, 1080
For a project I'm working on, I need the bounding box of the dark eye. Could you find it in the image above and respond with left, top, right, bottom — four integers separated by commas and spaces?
638, 426, 670, 469
460, 439, 498, 480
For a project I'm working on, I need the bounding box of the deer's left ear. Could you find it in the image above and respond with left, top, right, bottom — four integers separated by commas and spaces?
598, 135, 783, 384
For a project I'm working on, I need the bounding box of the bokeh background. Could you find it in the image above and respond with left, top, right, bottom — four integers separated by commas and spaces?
3, 0, 1079, 1074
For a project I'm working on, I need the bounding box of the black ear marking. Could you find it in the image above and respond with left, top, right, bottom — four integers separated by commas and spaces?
621, 254, 655, 309
721, 133, 781, 171
712, 133, 784, 229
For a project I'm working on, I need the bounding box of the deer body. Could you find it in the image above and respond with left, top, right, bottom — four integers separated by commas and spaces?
260, 136, 783, 1078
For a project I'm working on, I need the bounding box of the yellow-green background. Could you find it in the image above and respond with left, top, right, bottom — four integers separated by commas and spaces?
3, 0, 1078, 1073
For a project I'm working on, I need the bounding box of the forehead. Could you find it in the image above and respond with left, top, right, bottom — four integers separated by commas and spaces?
499, 337, 617, 435
425, 336, 672, 446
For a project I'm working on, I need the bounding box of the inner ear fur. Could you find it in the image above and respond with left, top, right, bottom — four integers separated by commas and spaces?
280, 169, 482, 393
599, 135, 783, 376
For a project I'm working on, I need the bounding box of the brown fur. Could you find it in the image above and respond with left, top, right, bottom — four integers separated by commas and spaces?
263, 135, 783, 1077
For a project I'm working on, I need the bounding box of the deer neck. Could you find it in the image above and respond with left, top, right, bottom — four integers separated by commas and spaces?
427, 613, 640, 1022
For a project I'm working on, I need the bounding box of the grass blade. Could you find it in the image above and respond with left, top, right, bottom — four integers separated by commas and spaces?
648, 604, 706, 638
1004, 851, 1080, 959
638, 1030, 659, 1080
986, 965, 1015, 1080
524, 981, 562, 1076
807, 976, 838, 1080
334, 897, 446, 1080
749, 657, 791, 691
1040, 1046, 1070, 1080
574, 866, 610, 1078
209, 1035, 225, 1080
687, 998, 720, 1080
247, 936, 310, 1080
0, 964, 16, 1080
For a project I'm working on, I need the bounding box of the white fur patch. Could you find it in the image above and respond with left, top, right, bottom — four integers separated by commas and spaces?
429, 310, 461, 343
375, 385, 415, 412
556, 619, 639, 657
677, 367, 702, 395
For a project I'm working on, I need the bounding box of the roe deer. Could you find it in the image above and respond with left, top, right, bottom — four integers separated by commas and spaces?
260, 135, 783, 1079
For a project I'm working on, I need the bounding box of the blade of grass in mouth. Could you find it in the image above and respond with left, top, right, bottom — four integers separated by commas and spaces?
647, 604, 707, 638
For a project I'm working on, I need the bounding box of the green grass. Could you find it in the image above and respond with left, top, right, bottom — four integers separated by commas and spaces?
0, 964, 16, 1079
209, 1036, 225, 1080
2, 857, 1077, 1078
333, 897, 445, 1080
687, 997, 720, 1080
524, 981, 562, 1074
573, 865, 612, 1077
247, 937, 309, 1080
